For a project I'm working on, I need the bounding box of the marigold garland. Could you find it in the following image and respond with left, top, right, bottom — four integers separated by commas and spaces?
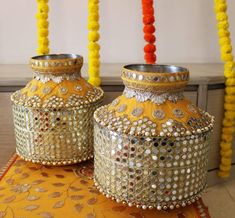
88, 0, 101, 87
36, 0, 50, 55
214, 0, 235, 178
142, 0, 156, 64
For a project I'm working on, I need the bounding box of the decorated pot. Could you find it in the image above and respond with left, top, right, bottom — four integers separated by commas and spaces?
11, 54, 103, 165
93, 64, 214, 210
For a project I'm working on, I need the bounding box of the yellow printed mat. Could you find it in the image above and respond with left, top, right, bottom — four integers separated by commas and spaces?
0, 154, 210, 218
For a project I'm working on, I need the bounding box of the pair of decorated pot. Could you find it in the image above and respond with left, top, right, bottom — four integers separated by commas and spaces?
11, 54, 214, 210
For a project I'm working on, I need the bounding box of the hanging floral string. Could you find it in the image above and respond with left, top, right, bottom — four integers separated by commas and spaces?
88, 0, 101, 87
142, 0, 156, 64
214, 0, 235, 178
36, 0, 50, 55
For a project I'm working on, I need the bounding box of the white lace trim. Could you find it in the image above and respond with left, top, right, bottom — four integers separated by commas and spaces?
123, 87, 184, 104
34, 72, 80, 84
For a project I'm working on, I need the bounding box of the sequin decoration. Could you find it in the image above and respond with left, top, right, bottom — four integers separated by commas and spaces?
93, 64, 214, 211
13, 101, 102, 166
94, 105, 213, 138
117, 104, 127, 113
42, 86, 52, 94
94, 123, 211, 210
11, 54, 104, 165
131, 107, 144, 117
122, 68, 189, 83
0, 155, 211, 218
11, 88, 104, 108
173, 108, 184, 118
59, 87, 68, 95
25, 95, 42, 108
43, 96, 64, 108
153, 109, 165, 120
74, 85, 82, 91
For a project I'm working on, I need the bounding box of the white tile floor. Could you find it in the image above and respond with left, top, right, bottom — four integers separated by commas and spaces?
203, 180, 235, 218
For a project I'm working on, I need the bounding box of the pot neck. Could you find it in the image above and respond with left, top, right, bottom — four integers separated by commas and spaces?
30, 54, 83, 77
121, 64, 189, 94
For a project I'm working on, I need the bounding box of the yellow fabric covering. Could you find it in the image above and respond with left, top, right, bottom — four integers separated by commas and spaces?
109, 95, 200, 123
22, 78, 94, 102
0, 155, 210, 218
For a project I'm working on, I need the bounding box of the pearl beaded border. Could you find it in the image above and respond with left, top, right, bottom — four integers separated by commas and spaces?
94, 178, 206, 211
17, 152, 94, 166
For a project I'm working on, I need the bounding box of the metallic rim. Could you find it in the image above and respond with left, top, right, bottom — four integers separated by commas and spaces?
121, 64, 190, 92
31, 54, 83, 61
123, 64, 189, 74
30, 54, 84, 75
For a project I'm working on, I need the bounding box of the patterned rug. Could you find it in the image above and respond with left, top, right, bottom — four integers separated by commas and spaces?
0, 154, 210, 218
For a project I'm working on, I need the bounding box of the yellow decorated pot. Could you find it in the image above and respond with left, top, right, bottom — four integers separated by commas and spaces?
11, 54, 103, 165
94, 64, 214, 210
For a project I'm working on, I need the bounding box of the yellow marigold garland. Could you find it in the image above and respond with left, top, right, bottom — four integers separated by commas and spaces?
214, 0, 235, 178
88, 0, 101, 87
36, 0, 50, 55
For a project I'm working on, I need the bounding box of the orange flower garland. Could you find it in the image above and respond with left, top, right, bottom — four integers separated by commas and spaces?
142, 0, 156, 64
214, 0, 235, 178
88, 0, 101, 87
36, 0, 50, 55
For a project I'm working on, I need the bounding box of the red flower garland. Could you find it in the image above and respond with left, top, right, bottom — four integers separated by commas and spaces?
142, 0, 156, 64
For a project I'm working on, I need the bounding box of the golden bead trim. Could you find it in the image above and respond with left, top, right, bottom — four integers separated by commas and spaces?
94, 179, 205, 211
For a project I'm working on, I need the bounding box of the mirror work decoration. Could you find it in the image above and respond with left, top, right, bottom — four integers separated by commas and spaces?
9, 0, 104, 166
94, 64, 214, 210
32, 0, 235, 178
7, 0, 234, 214
11, 54, 103, 165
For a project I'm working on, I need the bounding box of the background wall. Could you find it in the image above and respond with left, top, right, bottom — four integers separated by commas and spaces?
0, 0, 234, 64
